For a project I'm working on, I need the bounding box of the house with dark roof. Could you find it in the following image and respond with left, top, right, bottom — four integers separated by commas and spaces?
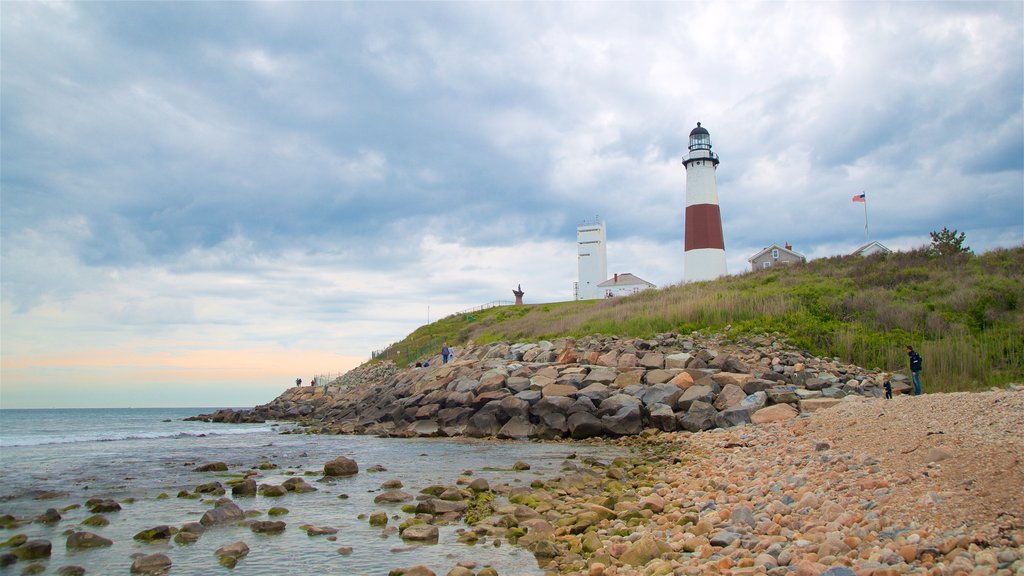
748, 243, 806, 271
597, 273, 656, 298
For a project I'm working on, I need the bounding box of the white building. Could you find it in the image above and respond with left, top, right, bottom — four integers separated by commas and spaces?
598, 273, 656, 298
852, 241, 892, 257
682, 122, 728, 282
576, 219, 607, 300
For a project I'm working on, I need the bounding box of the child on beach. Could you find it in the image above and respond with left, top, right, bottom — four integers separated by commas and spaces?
883, 376, 893, 400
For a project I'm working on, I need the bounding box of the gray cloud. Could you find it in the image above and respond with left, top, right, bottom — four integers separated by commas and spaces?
2, 1, 1022, 406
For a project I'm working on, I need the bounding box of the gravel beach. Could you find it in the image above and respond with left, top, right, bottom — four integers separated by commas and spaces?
533, 389, 1023, 575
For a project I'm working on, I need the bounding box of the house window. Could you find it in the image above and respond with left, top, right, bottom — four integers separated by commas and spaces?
771, 248, 779, 259
762, 261, 771, 269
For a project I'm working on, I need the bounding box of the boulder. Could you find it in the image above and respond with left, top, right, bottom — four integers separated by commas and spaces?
130, 553, 172, 574
410, 420, 440, 436
577, 382, 611, 403
766, 386, 799, 405
639, 352, 665, 369
134, 525, 175, 542
603, 405, 642, 436
541, 383, 578, 398
714, 406, 752, 428
401, 524, 440, 543
613, 369, 645, 388
742, 379, 774, 395
497, 416, 535, 439
739, 391, 767, 412
200, 499, 245, 527
464, 412, 502, 438
799, 398, 843, 413
647, 404, 676, 431
640, 383, 682, 407
374, 490, 414, 504
583, 368, 617, 384
66, 531, 112, 550
645, 369, 676, 384
567, 412, 605, 439
250, 520, 286, 534
669, 371, 695, 389
751, 403, 799, 424
194, 462, 228, 472
324, 456, 359, 477
713, 383, 748, 411
596, 393, 642, 417
619, 535, 672, 566
677, 385, 713, 411
678, 400, 717, 432
231, 478, 257, 497
215, 541, 249, 568
664, 353, 692, 369
282, 477, 317, 493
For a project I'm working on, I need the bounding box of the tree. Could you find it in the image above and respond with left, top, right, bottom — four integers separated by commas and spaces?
929, 227, 972, 257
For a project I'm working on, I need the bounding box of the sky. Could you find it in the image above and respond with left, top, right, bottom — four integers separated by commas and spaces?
2, 2, 1022, 409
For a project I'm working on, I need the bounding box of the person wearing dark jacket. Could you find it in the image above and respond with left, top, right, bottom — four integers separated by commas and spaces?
906, 346, 923, 395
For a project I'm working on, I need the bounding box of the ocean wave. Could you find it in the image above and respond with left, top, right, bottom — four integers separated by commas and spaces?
0, 425, 279, 448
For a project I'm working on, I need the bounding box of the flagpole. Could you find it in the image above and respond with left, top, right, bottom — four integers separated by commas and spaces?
862, 191, 869, 240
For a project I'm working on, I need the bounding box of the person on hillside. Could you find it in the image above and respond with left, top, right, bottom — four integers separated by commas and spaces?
442, 343, 451, 364
906, 346, 923, 395
883, 375, 893, 400
296, 377, 302, 387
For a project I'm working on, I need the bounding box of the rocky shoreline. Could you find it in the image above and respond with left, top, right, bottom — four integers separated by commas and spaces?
189, 332, 914, 438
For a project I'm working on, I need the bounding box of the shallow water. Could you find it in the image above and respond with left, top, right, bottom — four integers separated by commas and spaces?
0, 408, 623, 575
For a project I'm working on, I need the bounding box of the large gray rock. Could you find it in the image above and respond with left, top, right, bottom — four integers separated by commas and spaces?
678, 400, 717, 432
714, 406, 752, 428
200, 499, 245, 527
567, 412, 605, 439
596, 393, 642, 417
739, 391, 767, 412
130, 553, 171, 574
497, 416, 535, 439
577, 382, 611, 403
66, 531, 112, 550
464, 412, 502, 438
742, 379, 775, 395
641, 383, 682, 407
664, 353, 692, 369
603, 405, 642, 436
582, 368, 617, 384
647, 404, 676, 431
676, 385, 713, 411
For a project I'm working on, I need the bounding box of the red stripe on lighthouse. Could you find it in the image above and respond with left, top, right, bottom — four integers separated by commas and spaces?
684, 204, 725, 251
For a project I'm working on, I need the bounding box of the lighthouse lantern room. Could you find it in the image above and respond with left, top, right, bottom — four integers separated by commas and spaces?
682, 122, 728, 282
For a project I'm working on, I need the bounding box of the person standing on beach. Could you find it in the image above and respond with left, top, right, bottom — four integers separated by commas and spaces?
906, 346, 923, 395
296, 377, 302, 387
442, 343, 450, 364
883, 376, 893, 399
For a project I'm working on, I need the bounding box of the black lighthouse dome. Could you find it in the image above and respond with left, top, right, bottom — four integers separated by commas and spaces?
689, 122, 712, 150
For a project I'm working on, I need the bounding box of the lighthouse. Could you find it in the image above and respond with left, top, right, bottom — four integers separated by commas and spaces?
682, 122, 727, 282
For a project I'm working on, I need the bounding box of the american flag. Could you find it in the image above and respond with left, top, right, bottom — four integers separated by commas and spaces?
852, 193, 866, 203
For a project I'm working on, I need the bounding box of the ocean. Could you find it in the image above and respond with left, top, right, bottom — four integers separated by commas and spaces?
0, 407, 622, 575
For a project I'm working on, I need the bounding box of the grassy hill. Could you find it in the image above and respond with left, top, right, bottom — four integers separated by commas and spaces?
375, 246, 1024, 392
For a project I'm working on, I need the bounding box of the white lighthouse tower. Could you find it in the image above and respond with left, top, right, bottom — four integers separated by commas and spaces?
682, 122, 727, 282
575, 219, 607, 300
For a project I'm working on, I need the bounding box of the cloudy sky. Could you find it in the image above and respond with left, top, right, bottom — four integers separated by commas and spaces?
2, 2, 1022, 408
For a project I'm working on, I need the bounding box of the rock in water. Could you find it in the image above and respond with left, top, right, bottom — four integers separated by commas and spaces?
130, 553, 172, 574
12, 540, 51, 560
400, 524, 439, 543
200, 499, 244, 527
324, 456, 358, 476
65, 531, 112, 550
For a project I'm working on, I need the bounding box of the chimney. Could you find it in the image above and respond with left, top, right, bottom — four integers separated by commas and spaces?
614, 273, 618, 283
785, 242, 792, 250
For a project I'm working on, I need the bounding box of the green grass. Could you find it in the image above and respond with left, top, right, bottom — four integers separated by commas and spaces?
372, 246, 1024, 392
